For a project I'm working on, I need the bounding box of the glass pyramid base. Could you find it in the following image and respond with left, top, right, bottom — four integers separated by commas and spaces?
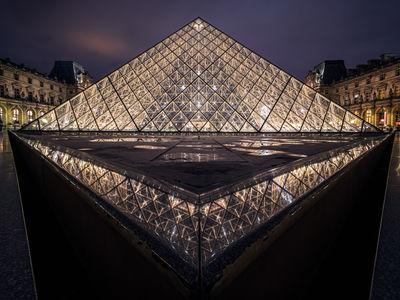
9, 131, 389, 297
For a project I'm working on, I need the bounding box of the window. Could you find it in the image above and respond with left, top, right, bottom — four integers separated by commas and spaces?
379, 89, 386, 99
366, 77, 371, 84
50, 96, 55, 105
14, 88, 20, 99
0, 106, 3, 123
39, 94, 44, 102
27, 110, 34, 122
395, 85, 400, 97
377, 109, 386, 126
0, 85, 4, 97
12, 108, 20, 123
28, 78, 32, 84
40, 81, 44, 87
345, 85, 348, 91
59, 87, 62, 92
50, 84, 54, 90
379, 73, 386, 81
0, 69, 3, 76
355, 81, 359, 88
14, 73, 19, 80
395, 110, 400, 126
365, 110, 372, 123
28, 91, 33, 101
396, 69, 400, 76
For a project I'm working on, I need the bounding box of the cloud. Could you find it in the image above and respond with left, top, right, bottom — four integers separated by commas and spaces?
69, 30, 129, 58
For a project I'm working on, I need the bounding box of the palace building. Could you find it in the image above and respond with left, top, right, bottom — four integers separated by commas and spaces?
305, 54, 400, 129
9, 18, 394, 299
0, 58, 92, 128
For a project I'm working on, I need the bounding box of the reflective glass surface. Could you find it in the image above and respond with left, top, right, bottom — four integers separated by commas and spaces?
23, 19, 376, 133
22, 135, 381, 266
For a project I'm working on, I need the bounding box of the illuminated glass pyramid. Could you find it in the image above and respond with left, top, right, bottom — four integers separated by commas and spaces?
23, 18, 376, 133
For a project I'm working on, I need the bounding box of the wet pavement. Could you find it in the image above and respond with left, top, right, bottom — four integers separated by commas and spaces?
371, 132, 400, 299
0, 131, 36, 299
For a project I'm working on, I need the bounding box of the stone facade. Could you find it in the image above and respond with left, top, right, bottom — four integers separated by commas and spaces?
0, 58, 91, 129
306, 55, 400, 129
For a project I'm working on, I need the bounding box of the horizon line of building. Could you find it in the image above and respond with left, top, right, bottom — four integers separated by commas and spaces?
0, 58, 92, 128
2, 53, 399, 130
306, 53, 400, 130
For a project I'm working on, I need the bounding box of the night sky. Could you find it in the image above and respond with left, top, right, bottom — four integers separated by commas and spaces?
1, 0, 399, 82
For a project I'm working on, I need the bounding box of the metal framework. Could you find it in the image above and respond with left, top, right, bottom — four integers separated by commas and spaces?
22, 18, 377, 133
21, 135, 381, 267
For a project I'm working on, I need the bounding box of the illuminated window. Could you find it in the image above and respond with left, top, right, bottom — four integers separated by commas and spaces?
12, 108, 20, 123
365, 110, 372, 123
27, 110, 34, 122
0, 107, 3, 123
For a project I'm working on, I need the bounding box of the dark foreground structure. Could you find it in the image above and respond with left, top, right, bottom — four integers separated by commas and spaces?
8, 18, 396, 299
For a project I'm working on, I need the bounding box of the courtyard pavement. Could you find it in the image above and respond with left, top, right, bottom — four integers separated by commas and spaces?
0, 131, 36, 299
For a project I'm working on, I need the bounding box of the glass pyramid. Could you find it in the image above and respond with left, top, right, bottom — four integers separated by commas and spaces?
22, 18, 377, 133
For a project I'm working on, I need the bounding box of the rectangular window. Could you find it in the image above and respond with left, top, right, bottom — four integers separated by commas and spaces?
0, 85, 4, 97
355, 82, 359, 88
14, 73, 19, 80
0, 69, 4, 76
366, 78, 371, 84
50, 96, 55, 105
14, 88, 20, 98
379, 73, 386, 81
28, 91, 33, 101
396, 69, 400, 76
40, 94, 44, 102
50, 84, 54, 90
40, 81, 44, 87
28, 78, 32, 84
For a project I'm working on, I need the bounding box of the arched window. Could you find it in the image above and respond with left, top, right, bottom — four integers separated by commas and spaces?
12, 108, 20, 124
378, 109, 385, 126
27, 110, 34, 122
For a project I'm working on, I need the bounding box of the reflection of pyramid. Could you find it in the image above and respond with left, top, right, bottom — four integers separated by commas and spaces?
24, 18, 376, 133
